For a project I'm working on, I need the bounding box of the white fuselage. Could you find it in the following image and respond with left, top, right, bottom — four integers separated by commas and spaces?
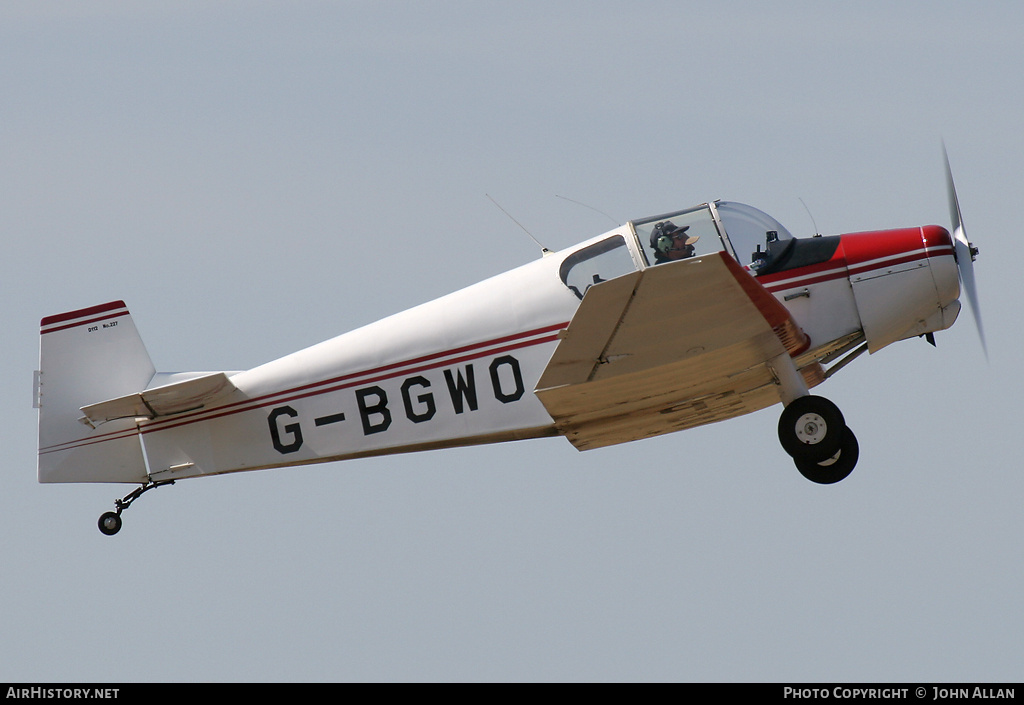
138, 249, 583, 482
37, 203, 962, 486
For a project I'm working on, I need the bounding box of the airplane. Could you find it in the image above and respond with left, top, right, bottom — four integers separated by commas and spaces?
35, 150, 983, 535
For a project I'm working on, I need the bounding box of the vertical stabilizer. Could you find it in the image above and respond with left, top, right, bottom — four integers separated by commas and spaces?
37, 301, 155, 483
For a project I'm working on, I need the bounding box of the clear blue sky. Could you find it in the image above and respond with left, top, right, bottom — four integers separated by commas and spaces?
2, 1, 1020, 681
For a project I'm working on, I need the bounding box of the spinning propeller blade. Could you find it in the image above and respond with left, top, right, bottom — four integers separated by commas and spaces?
943, 143, 987, 358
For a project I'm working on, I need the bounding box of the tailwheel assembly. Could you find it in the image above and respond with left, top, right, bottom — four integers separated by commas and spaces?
96, 479, 175, 535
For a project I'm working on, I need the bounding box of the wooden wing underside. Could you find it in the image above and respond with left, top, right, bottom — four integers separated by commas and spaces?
536, 252, 818, 450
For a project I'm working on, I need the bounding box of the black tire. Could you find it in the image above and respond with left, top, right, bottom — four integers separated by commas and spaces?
778, 395, 846, 463
98, 511, 122, 536
795, 426, 859, 485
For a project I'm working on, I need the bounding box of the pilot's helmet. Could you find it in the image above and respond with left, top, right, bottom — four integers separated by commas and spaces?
651, 221, 699, 260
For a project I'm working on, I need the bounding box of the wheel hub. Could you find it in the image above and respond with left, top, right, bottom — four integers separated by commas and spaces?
795, 413, 828, 445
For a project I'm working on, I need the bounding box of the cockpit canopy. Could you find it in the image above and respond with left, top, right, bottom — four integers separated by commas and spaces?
559, 201, 798, 299
634, 201, 795, 269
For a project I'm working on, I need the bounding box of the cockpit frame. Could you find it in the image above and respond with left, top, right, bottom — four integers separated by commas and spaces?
558, 200, 799, 299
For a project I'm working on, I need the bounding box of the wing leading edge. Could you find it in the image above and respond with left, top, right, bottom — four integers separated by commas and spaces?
536, 252, 819, 450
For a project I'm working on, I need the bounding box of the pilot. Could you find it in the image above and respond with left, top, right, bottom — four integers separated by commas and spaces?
651, 221, 700, 263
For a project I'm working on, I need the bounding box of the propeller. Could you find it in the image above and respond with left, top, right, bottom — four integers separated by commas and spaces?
943, 143, 987, 358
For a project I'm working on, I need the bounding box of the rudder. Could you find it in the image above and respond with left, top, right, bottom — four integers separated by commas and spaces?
36, 301, 155, 483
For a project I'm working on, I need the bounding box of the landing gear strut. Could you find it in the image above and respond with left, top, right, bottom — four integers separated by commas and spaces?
777, 395, 858, 484
97, 480, 175, 535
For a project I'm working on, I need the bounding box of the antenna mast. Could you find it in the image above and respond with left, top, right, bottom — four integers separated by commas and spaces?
555, 194, 620, 226
798, 197, 821, 237
486, 194, 551, 255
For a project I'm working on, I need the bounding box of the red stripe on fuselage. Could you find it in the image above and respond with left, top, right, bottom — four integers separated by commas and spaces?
38, 321, 570, 455
759, 225, 954, 294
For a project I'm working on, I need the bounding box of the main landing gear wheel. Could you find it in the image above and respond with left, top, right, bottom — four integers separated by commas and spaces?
794, 426, 859, 485
778, 395, 846, 463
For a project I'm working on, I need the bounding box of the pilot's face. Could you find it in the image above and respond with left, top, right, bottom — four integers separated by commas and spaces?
666, 233, 694, 260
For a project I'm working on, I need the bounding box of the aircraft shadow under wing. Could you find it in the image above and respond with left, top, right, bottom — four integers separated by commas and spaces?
535, 252, 820, 450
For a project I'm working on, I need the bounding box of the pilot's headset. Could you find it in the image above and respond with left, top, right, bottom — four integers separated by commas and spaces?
651, 221, 685, 257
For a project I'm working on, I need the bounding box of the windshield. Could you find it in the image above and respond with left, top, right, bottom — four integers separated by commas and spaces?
714, 201, 794, 270
559, 235, 638, 299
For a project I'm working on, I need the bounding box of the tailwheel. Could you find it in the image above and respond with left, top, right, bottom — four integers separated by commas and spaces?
96, 479, 175, 535
98, 511, 122, 536
794, 427, 859, 484
778, 395, 846, 463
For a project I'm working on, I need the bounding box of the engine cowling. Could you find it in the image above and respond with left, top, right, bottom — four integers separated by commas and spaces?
842, 225, 961, 353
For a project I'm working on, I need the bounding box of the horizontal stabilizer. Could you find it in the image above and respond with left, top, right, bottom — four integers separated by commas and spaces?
81, 372, 237, 424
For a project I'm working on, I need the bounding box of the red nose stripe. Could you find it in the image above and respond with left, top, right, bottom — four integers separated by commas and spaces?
842, 225, 953, 274
759, 226, 954, 294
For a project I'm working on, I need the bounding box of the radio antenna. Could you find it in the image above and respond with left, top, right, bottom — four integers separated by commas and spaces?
486, 194, 551, 255
556, 194, 621, 226
798, 197, 821, 237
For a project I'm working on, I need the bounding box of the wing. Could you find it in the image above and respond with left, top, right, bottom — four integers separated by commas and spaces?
535, 252, 819, 450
